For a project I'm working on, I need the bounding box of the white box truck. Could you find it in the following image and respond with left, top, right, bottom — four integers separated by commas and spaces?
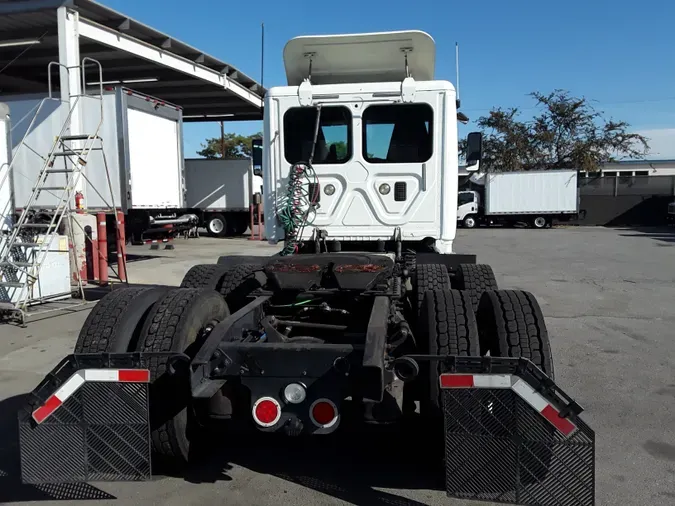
185, 158, 263, 237
2, 87, 196, 243
457, 169, 579, 228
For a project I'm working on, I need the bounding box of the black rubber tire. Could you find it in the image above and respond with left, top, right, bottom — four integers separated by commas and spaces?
235, 215, 249, 235
180, 264, 230, 291
413, 263, 451, 318
476, 289, 554, 486
532, 216, 548, 229
138, 288, 229, 465
476, 290, 553, 376
206, 213, 227, 238
226, 215, 248, 236
463, 215, 478, 228
453, 264, 498, 313
419, 289, 479, 413
219, 263, 264, 312
74, 286, 167, 353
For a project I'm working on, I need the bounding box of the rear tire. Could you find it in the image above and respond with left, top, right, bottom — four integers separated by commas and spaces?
206, 213, 227, 238
219, 263, 265, 312
413, 263, 451, 318
532, 216, 548, 229
180, 264, 230, 291
139, 288, 229, 466
452, 264, 498, 313
74, 286, 167, 353
418, 289, 479, 414
476, 290, 553, 375
476, 289, 554, 485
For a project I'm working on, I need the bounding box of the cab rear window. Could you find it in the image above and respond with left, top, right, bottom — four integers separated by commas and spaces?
283, 106, 352, 164
362, 104, 433, 163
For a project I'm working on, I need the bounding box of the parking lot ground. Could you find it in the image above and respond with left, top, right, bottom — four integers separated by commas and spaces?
1, 226, 674, 506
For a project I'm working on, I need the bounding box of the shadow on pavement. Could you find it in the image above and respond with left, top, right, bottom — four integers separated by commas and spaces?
1, 392, 442, 505
617, 226, 675, 245
182, 417, 444, 506
0, 394, 115, 502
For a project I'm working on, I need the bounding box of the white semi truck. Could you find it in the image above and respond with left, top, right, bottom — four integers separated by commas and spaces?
457, 169, 579, 229
17, 31, 595, 506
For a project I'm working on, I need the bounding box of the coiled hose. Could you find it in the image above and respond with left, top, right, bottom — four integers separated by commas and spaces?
278, 106, 322, 256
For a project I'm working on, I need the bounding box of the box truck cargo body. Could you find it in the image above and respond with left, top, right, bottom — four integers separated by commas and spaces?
185, 158, 263, 237
3, 87, 185, 211
457, 170, 579, 228
1, 87, 190, 242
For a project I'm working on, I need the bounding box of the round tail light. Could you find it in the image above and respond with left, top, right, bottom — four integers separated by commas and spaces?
309, 399, 339, 428
252, 397, 281, 427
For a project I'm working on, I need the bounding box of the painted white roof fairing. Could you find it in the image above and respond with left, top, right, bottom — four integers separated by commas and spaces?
283, 30, 436, 86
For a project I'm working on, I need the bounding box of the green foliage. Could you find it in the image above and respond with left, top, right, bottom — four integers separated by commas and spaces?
460, 90, 650, 172
198, 132, 262, 159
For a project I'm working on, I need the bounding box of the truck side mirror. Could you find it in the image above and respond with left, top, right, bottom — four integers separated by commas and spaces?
252, 137, 263, 168
465, 132, 482, 172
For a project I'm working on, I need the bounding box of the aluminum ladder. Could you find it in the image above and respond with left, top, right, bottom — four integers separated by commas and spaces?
0, 58, 107, 324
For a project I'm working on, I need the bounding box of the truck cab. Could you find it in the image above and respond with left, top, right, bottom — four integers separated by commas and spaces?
262, 30, 478, 255
457, 190, 481, 228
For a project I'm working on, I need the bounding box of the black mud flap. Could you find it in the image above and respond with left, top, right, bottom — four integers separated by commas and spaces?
441, 357, 595, 506
17, 354, 154, 484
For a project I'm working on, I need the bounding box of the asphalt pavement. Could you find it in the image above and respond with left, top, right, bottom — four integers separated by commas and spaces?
1, 226, 674, 506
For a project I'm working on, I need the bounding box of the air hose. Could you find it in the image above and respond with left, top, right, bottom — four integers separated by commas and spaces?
278, 106, 322, 256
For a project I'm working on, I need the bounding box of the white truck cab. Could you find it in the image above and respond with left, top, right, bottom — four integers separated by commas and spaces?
263, 30, 481, 255
457, 190, 481, 228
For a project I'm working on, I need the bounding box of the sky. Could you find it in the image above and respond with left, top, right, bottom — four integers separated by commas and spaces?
102, 0, 675, 160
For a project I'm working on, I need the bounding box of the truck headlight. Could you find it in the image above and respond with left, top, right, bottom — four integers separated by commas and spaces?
379, 183, 391, 195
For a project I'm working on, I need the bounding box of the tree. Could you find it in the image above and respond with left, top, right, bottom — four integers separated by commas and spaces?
198, 132, 262, 159
460, 90, 650, 172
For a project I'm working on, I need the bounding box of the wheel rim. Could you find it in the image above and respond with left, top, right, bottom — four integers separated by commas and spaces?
465, 217, 475, 228
534, 217, 546, 228
210, 218, 224, 233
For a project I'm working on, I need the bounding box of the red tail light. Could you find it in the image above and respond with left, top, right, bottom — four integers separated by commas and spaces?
309, 399, 338, 428
252, 397, 281, 427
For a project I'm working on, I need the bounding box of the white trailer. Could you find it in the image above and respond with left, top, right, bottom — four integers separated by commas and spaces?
457, 170, 579, 228
185, 158, 263, 237
2, 87, 190, 242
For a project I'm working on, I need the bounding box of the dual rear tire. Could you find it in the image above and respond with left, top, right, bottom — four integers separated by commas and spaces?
74, 263, 262, 467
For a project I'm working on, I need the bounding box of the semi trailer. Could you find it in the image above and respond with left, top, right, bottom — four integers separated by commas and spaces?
2, 87, 196, 243
185, 157, 263, 237
458, 170, 579, 228
17, 31, 595, 506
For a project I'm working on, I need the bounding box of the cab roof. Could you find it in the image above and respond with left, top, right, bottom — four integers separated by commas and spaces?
283, 30, 436, 86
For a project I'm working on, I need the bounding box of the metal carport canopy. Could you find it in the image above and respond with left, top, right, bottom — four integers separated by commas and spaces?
0, 0, 265, 122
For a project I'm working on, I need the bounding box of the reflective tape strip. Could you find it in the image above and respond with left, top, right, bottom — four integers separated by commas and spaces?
32, 368, 150, 424
54, 371, 86, 401
84, 369, 119, 382
473, 374, 512, 389
439, 373, 578, 436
